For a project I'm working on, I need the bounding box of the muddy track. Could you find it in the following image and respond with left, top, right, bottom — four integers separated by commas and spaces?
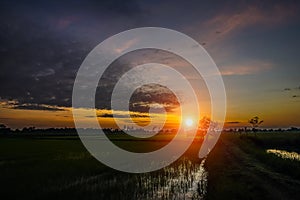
221, 138, 300, 199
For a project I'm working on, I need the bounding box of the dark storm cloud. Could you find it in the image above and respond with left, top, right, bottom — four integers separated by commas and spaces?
0, 2, 88, 107
94, 49, 186, 112
0, 0, 144, 109
13, 104, 66, 111
129, 83, 179, 113
226, 121, 241, 124
96, 113, 149, 118
1, 0, 300, 113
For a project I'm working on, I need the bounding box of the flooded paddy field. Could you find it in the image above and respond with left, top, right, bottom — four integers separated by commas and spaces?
267, 149, 300, 161
0, 132, 300, 199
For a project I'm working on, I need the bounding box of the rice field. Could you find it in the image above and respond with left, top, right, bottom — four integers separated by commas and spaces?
0, 131, 300, 199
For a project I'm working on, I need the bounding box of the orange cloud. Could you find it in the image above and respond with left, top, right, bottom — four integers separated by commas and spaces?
220, 61, 272, 76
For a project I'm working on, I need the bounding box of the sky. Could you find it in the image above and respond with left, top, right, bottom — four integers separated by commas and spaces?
0, 0, 300, 129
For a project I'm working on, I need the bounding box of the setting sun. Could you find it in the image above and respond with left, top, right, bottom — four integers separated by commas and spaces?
185, 118, 194, 127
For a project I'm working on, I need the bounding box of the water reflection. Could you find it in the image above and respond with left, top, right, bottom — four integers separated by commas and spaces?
134, 158, 208, 200
58, 157, 208, 199
267, 149, 300, 161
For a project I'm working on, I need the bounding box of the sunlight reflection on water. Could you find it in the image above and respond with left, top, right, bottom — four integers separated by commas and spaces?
266, 149, 300, 161
57, 157, 208, 199
135, 158, 208, 200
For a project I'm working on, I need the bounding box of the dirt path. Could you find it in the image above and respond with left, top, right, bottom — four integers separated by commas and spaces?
206, 137, 300, 200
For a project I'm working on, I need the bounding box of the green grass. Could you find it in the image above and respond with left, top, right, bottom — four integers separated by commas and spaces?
0, 137, 105, 199
0, 135, 202, 199
0, 132, 300, 199
205, 132, 300, 200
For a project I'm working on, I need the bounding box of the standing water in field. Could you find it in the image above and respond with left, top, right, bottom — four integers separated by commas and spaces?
267, 149, 300, 161
134, 158, 208, 200
56, 157, 208, 199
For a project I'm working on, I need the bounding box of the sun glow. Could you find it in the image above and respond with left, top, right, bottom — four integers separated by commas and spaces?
185, 118, 194, 127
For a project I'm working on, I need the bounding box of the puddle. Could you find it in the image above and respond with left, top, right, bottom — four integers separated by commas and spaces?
266, 149, 300, 161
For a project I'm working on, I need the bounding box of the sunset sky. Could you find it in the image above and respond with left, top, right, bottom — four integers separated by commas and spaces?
0, 0, 300, 129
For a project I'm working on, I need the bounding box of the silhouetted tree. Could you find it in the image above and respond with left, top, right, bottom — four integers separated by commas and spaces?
249, 116, 263, 133
0, 124, 6, 129
0, 124, 11, 134
249, 116, 263, 128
